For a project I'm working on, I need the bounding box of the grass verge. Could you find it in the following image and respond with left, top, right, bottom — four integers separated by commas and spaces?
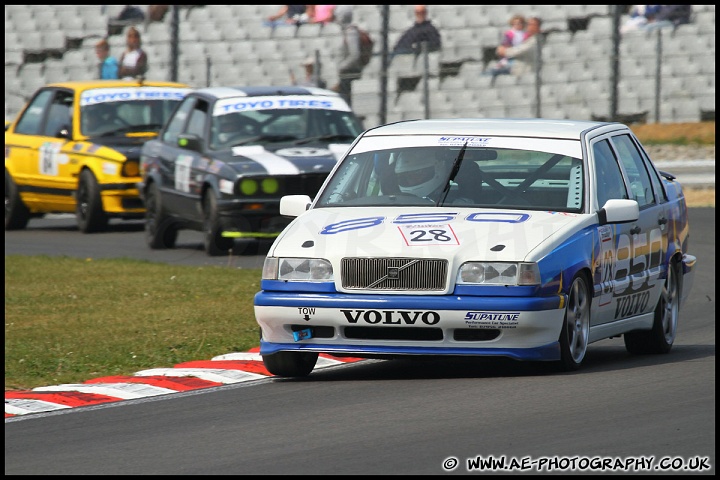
5, 255, 262, 390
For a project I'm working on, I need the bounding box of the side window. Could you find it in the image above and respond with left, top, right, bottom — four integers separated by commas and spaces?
611, 134, 655, 208
593, 139, 627, 209
186, 100, 209, 137
42, 91, 73, 137
636, 140, 668, 204
14, 90, 53, 135
162, 97, 195, 145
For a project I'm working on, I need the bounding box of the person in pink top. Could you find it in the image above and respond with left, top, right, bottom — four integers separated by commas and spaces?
495, 14, 526, 71
308, 5, 336, 25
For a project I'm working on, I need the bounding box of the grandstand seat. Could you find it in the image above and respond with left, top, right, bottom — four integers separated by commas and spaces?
2, 4, 716, 125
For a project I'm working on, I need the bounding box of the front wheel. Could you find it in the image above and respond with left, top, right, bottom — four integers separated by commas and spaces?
203, 194, 233, 256
76, 170, 108, 233
263, 351, 319, 378
5, 171, 30, 230
624, 259, 680, 355
556, 274, 591, 371
144, 183, 177, 249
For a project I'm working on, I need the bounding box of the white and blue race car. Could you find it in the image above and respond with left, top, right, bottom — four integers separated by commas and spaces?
254, 118, 696, 376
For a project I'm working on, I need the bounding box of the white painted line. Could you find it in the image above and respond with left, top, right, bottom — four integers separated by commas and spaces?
33, 383, 177, 399
5, 398, 71, 415
212, 352, 264, 361
134, 368, 267, 384
212, 352, 350, 368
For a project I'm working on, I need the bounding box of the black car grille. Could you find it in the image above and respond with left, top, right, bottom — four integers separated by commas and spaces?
341, 258, 448, 291
284, 173, 329, 197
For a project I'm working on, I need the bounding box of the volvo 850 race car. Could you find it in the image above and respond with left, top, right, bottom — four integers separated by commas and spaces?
5, 79, 191, 232
254, 118, 697, 377
138, 86, 365, 256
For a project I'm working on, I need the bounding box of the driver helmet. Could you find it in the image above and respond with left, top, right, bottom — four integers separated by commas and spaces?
83, 103, 114, 134
394, 149, 447, 197
215, 113, 254, 144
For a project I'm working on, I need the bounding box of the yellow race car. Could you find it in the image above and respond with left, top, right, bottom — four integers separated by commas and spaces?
5, 79, 191, 232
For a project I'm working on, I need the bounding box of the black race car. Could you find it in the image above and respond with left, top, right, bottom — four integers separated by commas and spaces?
138, 86, 365, 255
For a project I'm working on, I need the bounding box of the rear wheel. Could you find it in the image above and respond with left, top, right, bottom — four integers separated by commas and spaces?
557, 274, 590, 371
624, 259, 680, 355
144, 182, 178, 249
203, 193, 233, 256
262, 351, 319, 378
5, 171, 30, 230
76, 170, 108, 233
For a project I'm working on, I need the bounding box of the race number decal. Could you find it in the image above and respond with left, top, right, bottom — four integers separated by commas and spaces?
174, 155, 193, 192
39, 143, 62, 176
398, 224, 459, 246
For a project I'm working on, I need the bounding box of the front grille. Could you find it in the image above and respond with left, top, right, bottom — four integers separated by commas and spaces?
121, 198, 144, 209
344, 326, 443, 341
290, 324, 334, 338
284, 173, 329, 197
453, 329, 501, 341
341, 258, 447, 291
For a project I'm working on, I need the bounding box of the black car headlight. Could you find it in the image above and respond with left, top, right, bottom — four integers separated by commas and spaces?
236, 177, 280, 196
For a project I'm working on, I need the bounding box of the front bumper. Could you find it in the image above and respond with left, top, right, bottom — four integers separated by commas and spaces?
217, 197, 290, 238
255, 292, 566, 361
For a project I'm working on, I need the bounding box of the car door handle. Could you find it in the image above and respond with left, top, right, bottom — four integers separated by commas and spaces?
658, 216, 667, 225
630, 226, 641, 235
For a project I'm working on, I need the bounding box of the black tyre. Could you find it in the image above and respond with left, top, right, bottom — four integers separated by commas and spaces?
5, 170, 30, 230
263, 351, 319, 378
144, 182, 178, 249
203, 193, 233, 256
624, 259, 680, 355
76, 169, 108, 233
557, 274, 591, 371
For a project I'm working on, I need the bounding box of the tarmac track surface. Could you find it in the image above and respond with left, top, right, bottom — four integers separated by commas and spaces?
4, 208, 715, 475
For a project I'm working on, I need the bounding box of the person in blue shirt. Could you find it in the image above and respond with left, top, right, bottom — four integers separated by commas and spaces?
95, 38, 119, 80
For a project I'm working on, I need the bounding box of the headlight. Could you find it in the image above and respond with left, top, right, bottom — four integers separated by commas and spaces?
121, 159, 140, 177
262, 257, 333, 281
237, 177, 281, 196
457, 262, 540, 285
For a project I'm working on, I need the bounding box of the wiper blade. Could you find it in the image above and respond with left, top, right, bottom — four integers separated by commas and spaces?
438, 140, 468, 205
294, 134, 356, 145
231, 134, 298, 147
98, 124, 163, 137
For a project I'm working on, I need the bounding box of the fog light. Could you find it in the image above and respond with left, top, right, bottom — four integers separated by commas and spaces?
262, 178, 279, 194
240, 179, 258, 195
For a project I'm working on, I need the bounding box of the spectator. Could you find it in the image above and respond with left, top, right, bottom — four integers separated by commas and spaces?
290, 56, 327, 89
147, 5, 170, 24
267, 5, 308, 26
308, 5, 336, 25
390, 5, 442, 60
331, 5, 363, 107
494, 14, 527, 72
118, 26, 149, 80
620, 5, 662, 34
643, 5, 692, 31
108, 4, 146, 35
116, 5, 146, 23
489, 16, 543, 84
95, 38, 119, 80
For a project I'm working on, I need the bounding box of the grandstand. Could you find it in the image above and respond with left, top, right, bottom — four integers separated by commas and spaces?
4, 5, 716, 128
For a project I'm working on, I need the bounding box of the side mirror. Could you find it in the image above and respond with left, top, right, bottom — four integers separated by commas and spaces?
598, 199, 639, 225
56, 126, 71, 139
280, 195, 312, 217
177, 133, 202, 152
